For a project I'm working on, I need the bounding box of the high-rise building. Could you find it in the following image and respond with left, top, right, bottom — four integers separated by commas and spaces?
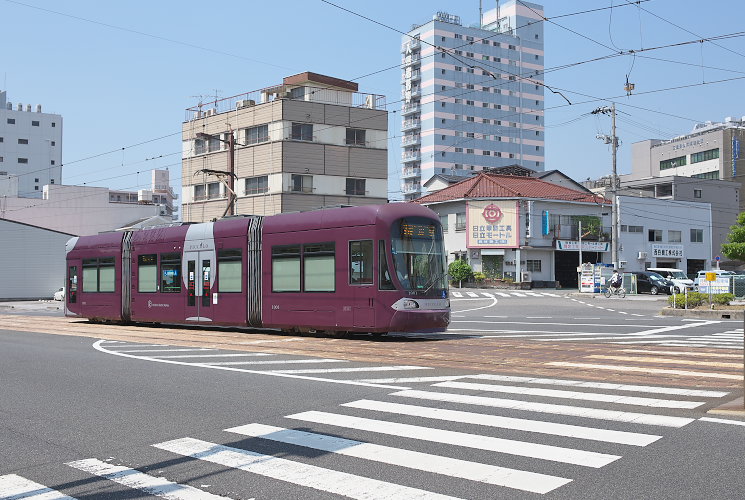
181, 72, 387, 222
399, 1, 545, 200
0, 91, 62, 198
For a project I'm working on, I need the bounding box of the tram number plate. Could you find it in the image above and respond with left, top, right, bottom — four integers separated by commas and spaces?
271, 304, 280, 310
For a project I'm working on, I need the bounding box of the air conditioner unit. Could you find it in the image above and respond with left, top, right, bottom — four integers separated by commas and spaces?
205, 109, 217, 117
637, 251, 648, 259
619, 260, 628, 267
236, 99, 255, 109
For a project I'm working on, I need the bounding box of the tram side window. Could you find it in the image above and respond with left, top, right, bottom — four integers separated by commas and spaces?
160, 253, 181, 293
272, 245, 301, 292
349, 240, 373, 285
138, 254, 158, 292
305, 242, 335, 292
82, 257, 115, 292
379, 240, 395, 290
218, 249, 242, 292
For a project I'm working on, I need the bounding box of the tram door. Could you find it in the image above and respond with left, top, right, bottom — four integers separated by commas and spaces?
185, 252, 213, 322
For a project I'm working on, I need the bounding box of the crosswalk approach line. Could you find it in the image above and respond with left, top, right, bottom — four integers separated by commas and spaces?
225, 423, 572, 494
390, 390, 695, 428
0, 474, 76, 500
154, 437, 461, 500
66, 458, 231, 499
287, 410, 621, 468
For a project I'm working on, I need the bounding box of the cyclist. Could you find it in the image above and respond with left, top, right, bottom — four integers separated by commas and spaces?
610, 269, 622, 291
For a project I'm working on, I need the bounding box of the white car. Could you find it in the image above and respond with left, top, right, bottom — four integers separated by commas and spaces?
646, 268, 694, 293
53, 287, 65, 301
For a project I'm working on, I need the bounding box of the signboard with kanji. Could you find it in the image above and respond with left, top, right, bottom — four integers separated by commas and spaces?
466, 200, 519, 248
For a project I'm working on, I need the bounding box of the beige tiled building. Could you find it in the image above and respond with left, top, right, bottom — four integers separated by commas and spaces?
181, 72, 388, 222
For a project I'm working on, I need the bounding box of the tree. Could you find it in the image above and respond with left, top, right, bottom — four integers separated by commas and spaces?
722, 212, 745, 262
448, 260, 473, 288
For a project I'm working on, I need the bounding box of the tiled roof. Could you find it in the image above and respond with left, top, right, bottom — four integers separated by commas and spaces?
413, 171, 608, 204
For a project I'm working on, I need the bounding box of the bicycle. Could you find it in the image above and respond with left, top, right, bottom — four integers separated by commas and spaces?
603, 286, 626, 298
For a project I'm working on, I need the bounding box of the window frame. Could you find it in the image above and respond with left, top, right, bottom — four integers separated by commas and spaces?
345, 128, 366, 146
137, 254, 158, 293
349, 240, 374, 286
345, 178, 366, 196
291, 174, 313, 193
690, 228, 704, 243
82, 257, 116, 293
291, 122, 313, 141
218, 248, 243, 293
245, 175, 269, 195
160, 252, 182, 293
303, 242, 335, 292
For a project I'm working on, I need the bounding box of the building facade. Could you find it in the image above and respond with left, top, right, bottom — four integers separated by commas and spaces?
400, 1, 545, 200
0, 91, 62, 198
181, 72, 388, 222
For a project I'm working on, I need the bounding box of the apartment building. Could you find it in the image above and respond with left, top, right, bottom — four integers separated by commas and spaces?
181, 72, 388, 222
400, 1, 545, 200
0, 90, 62, 198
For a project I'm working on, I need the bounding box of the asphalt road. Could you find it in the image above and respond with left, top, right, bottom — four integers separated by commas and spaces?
1, 292, 744, 499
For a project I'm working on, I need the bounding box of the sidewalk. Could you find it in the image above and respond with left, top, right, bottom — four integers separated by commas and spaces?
0, 300, 64, 312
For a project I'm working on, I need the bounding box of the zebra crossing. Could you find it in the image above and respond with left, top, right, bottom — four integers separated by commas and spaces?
2, 371, 732, 498
450, 290, 561, 299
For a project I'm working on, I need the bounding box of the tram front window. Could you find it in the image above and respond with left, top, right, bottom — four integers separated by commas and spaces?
390, 217, 447, 295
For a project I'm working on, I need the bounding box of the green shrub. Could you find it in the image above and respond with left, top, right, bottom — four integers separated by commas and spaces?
713, 293, 735, 305
472, 272, 486, 282
668, 291, 707, 308
448, 260, 473, 287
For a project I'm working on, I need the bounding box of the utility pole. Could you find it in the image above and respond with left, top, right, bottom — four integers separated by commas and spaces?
196, 130, 240, 217
593, 103, 620, 269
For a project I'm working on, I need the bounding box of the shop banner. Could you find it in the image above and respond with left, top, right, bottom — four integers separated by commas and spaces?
466, 200, 519, 248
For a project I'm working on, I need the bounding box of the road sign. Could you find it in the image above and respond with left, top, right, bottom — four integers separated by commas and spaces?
706, 272, 717, 282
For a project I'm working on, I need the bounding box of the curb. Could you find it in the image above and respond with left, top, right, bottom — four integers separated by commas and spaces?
660, 308, 744, 320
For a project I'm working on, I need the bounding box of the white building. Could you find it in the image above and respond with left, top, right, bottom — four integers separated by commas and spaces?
0, 91, 62, 198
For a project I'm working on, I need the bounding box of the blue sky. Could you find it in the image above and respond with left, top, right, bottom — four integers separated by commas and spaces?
3, 0, 744, 207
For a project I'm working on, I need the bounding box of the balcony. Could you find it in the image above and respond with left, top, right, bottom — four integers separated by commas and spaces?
401, 182, 421, 194
401, 134, 420, 146
402, 70, 421, 83
402, 151, 421, 163
402, 54, 421, 67
401, 118, 421, 131
401, 38, 421, 53
401, 102, 420, 115
401, 167, 421, 179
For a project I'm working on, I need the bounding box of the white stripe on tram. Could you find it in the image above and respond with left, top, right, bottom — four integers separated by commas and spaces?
433, 381, 704, 409
225, 423, 572, 495
546, 362, 743, 380
154, 437, 461, 500
390, 390, 695, 428
66, 459, 230, 499
201, 358, 348, 366
0, 474, 76, 500
287, 411, 621, 468
467, 374, 729, 398
341, 400, 661, 446
268, 366, 432, 374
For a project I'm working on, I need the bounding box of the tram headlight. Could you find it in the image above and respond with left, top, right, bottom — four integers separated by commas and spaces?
402, 299, 419, 309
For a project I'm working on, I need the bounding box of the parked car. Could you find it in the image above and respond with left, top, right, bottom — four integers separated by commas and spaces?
647, 267, 694, 293
632, 271, 673, 295
694, 269, 737, 291
53, 287, 65, 301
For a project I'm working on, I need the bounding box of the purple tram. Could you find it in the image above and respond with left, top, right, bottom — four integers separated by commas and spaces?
64, 203, 450, 335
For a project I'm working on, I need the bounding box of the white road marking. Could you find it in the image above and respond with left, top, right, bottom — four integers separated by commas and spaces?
342, 400, 661, 446
353, 375, 470, 384
154, 437, 460, 500
450, 295, 498, 313
149, 353, 276, 359
119, 348, 215, 353
66, 458, 230, 499
0, 474, 76, 499
434, 381, 703, 409
495, 292, 512, 297
200, 359, 348, 366
102, 344, 168, 348
632, 321, 722, 335
621, 349, 742, 358
466, 292, 479, 297
587, 355, 742, 368
468, 374, 729, 397
451, 291, 463, 297
511, 292, 527, 297
287, 411, 620, 468
225, 423, 572, 495
391, 390, 694, 427
699, 417, 745, 427
268, 365, 432, 374
547, 362, 743, 380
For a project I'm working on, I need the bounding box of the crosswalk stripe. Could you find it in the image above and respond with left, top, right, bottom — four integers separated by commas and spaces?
468, 374, 729, 398
451, 291, 463, 297
510, 292, 527, 297
268, 365, 431, 374
353, 375, 469, 384
390, 390, 694, 427
66, 458, 230, 499
587, 355, 742, 369
287, 411, 621, 468
495, 292, 511, 297
0, 474, 76, 499
225, 423, 572, 495
433, 381, 703, 409
121, 348, 215, 353
547, 362, 743, 380
621, 349, 742, 358
342, 400, 661, 446
147, 353, 276, 359
542, 292, 560, 297
699, 417, 745, 427
103, 344, 168, 348
466, 292, 479, 297
661, 343, 743, 349
154, 437, 460, 500
201, 358, 347, 366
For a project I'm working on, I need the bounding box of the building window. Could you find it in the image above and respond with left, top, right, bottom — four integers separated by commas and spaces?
349, 240, 373, 285
194, 184, 206, 201
455, 212, 466, 232
526, 260, 542, 272
208, 136, 220, 152
18, 138, 28, 144
51, 160, 55, 165
690, 148, 719, 164
440, 215, 448, 233
51, 141, 56, 146
35, 178, 39, 182
291, 174, 313, 193
693, 188, 702, 198
346, 178, 366, 196
32, 120, 39, 126
218, 249, 242, 293
304, 242, 335, 292
291, 123, 313, 141
18, 158, 28, 164
669, 230, 682, 243
0, 157, 3, 162
466, 100, 474, 106
195, 138, 206, 155
660, 156, 687, 170
690, 228, 704, 243
160, 253, 182, 293
207, 182, 221, 199
483, 151, 491, 156
52, 122, 56, 127
454, 66, 462, 71
245, 175, 269, 195
466, 148, 474, 154
272, 245, 301, 292
623, 225, 643, 233
245, 124, 269, 144
648, 229, 662, 242
454, 148, 463, 153
345, 128, 366, 146
0, 137, 3, 142
6, 118, 14, 124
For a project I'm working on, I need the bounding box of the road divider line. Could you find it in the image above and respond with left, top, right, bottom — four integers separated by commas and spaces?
547, 362, 743, 380
225, 423, 572, 494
